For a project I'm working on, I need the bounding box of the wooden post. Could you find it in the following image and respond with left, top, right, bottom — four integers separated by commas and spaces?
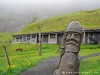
42, 35, 44, 43
35, 35, 37, 43
38, 29, 42, 56
83, 31, 86, 44
3, 46, 11, 67
22, 35, 23, 43
56, 33, 57, 44
48, 34, 50, 43
87, 32, 90, 44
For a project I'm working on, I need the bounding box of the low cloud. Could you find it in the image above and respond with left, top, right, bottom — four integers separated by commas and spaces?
0, 0, 100, 32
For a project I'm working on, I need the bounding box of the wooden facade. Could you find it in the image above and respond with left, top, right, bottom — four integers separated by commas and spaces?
12, 29, 100, 44
82, 29, 100, 44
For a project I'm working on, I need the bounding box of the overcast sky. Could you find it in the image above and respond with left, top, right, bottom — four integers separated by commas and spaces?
0, 0, 100, 32
0, 0, 100, 19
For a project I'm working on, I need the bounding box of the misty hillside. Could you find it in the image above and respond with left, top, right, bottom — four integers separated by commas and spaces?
0, 14, 37, 32
0, 0, 100, 32
18, 9, 100, 34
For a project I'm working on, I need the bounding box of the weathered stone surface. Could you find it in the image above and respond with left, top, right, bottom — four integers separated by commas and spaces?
58, 53, 79, 75
53, 21, 83, 75
65, 21, 83, 34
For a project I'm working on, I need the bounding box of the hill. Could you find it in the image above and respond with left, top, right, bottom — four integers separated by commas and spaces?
19, 9, 100, 34
0, 32, 13, 43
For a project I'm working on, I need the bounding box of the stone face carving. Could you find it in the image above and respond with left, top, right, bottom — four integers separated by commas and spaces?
53, 21, 83, 75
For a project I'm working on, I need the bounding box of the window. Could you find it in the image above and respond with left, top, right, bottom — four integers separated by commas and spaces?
49, 34, 56, 43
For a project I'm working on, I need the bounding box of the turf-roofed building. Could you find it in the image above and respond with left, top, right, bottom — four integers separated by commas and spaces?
12, 29, 100, 44
12, 9, 100, 44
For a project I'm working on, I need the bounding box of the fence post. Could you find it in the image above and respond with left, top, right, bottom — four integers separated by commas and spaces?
3, 46, 11, 67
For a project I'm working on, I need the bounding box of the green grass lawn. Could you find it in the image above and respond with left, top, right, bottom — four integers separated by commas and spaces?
0, 44, 100, 75
0, 44, 59, 75
80, 56, 100, 75
80, 44, 100, 56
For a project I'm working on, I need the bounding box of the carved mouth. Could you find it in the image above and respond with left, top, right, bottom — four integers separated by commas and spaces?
66, 40, 78, 46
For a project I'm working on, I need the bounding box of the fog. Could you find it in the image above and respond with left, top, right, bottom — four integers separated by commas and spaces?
0, 0, 100, 32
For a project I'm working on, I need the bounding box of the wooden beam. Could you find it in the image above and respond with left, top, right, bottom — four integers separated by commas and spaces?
3, 46, 11, 67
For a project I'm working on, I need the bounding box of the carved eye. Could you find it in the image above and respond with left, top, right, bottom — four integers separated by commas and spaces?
66, 33, 71, 37
74, 33, 79, 38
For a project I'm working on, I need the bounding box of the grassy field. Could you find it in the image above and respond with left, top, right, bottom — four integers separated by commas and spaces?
80, 56, 100, 75
0, 44, 59, 75
18, 9, 100, 34
80, 45, 100, 75
0, 44, 100, 75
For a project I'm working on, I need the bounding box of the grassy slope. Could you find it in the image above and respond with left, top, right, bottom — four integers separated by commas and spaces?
0, 32, 13, 42
19, 9, 100, 34
0, 44, 100, 75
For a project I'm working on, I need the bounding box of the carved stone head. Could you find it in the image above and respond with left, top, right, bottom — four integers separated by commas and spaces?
64, 21, 83, 53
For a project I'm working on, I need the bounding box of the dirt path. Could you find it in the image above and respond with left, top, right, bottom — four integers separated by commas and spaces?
20, 53, 100, 75
80, 52, 100, 60
20, 57, 59, 75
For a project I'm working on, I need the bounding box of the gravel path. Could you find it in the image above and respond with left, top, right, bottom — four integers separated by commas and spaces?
80, 52, 100, 60
20, 57, 59, 75
20, 53, 100, 75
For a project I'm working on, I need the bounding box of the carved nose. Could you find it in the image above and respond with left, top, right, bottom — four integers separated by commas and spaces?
70, 34, 74, 39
